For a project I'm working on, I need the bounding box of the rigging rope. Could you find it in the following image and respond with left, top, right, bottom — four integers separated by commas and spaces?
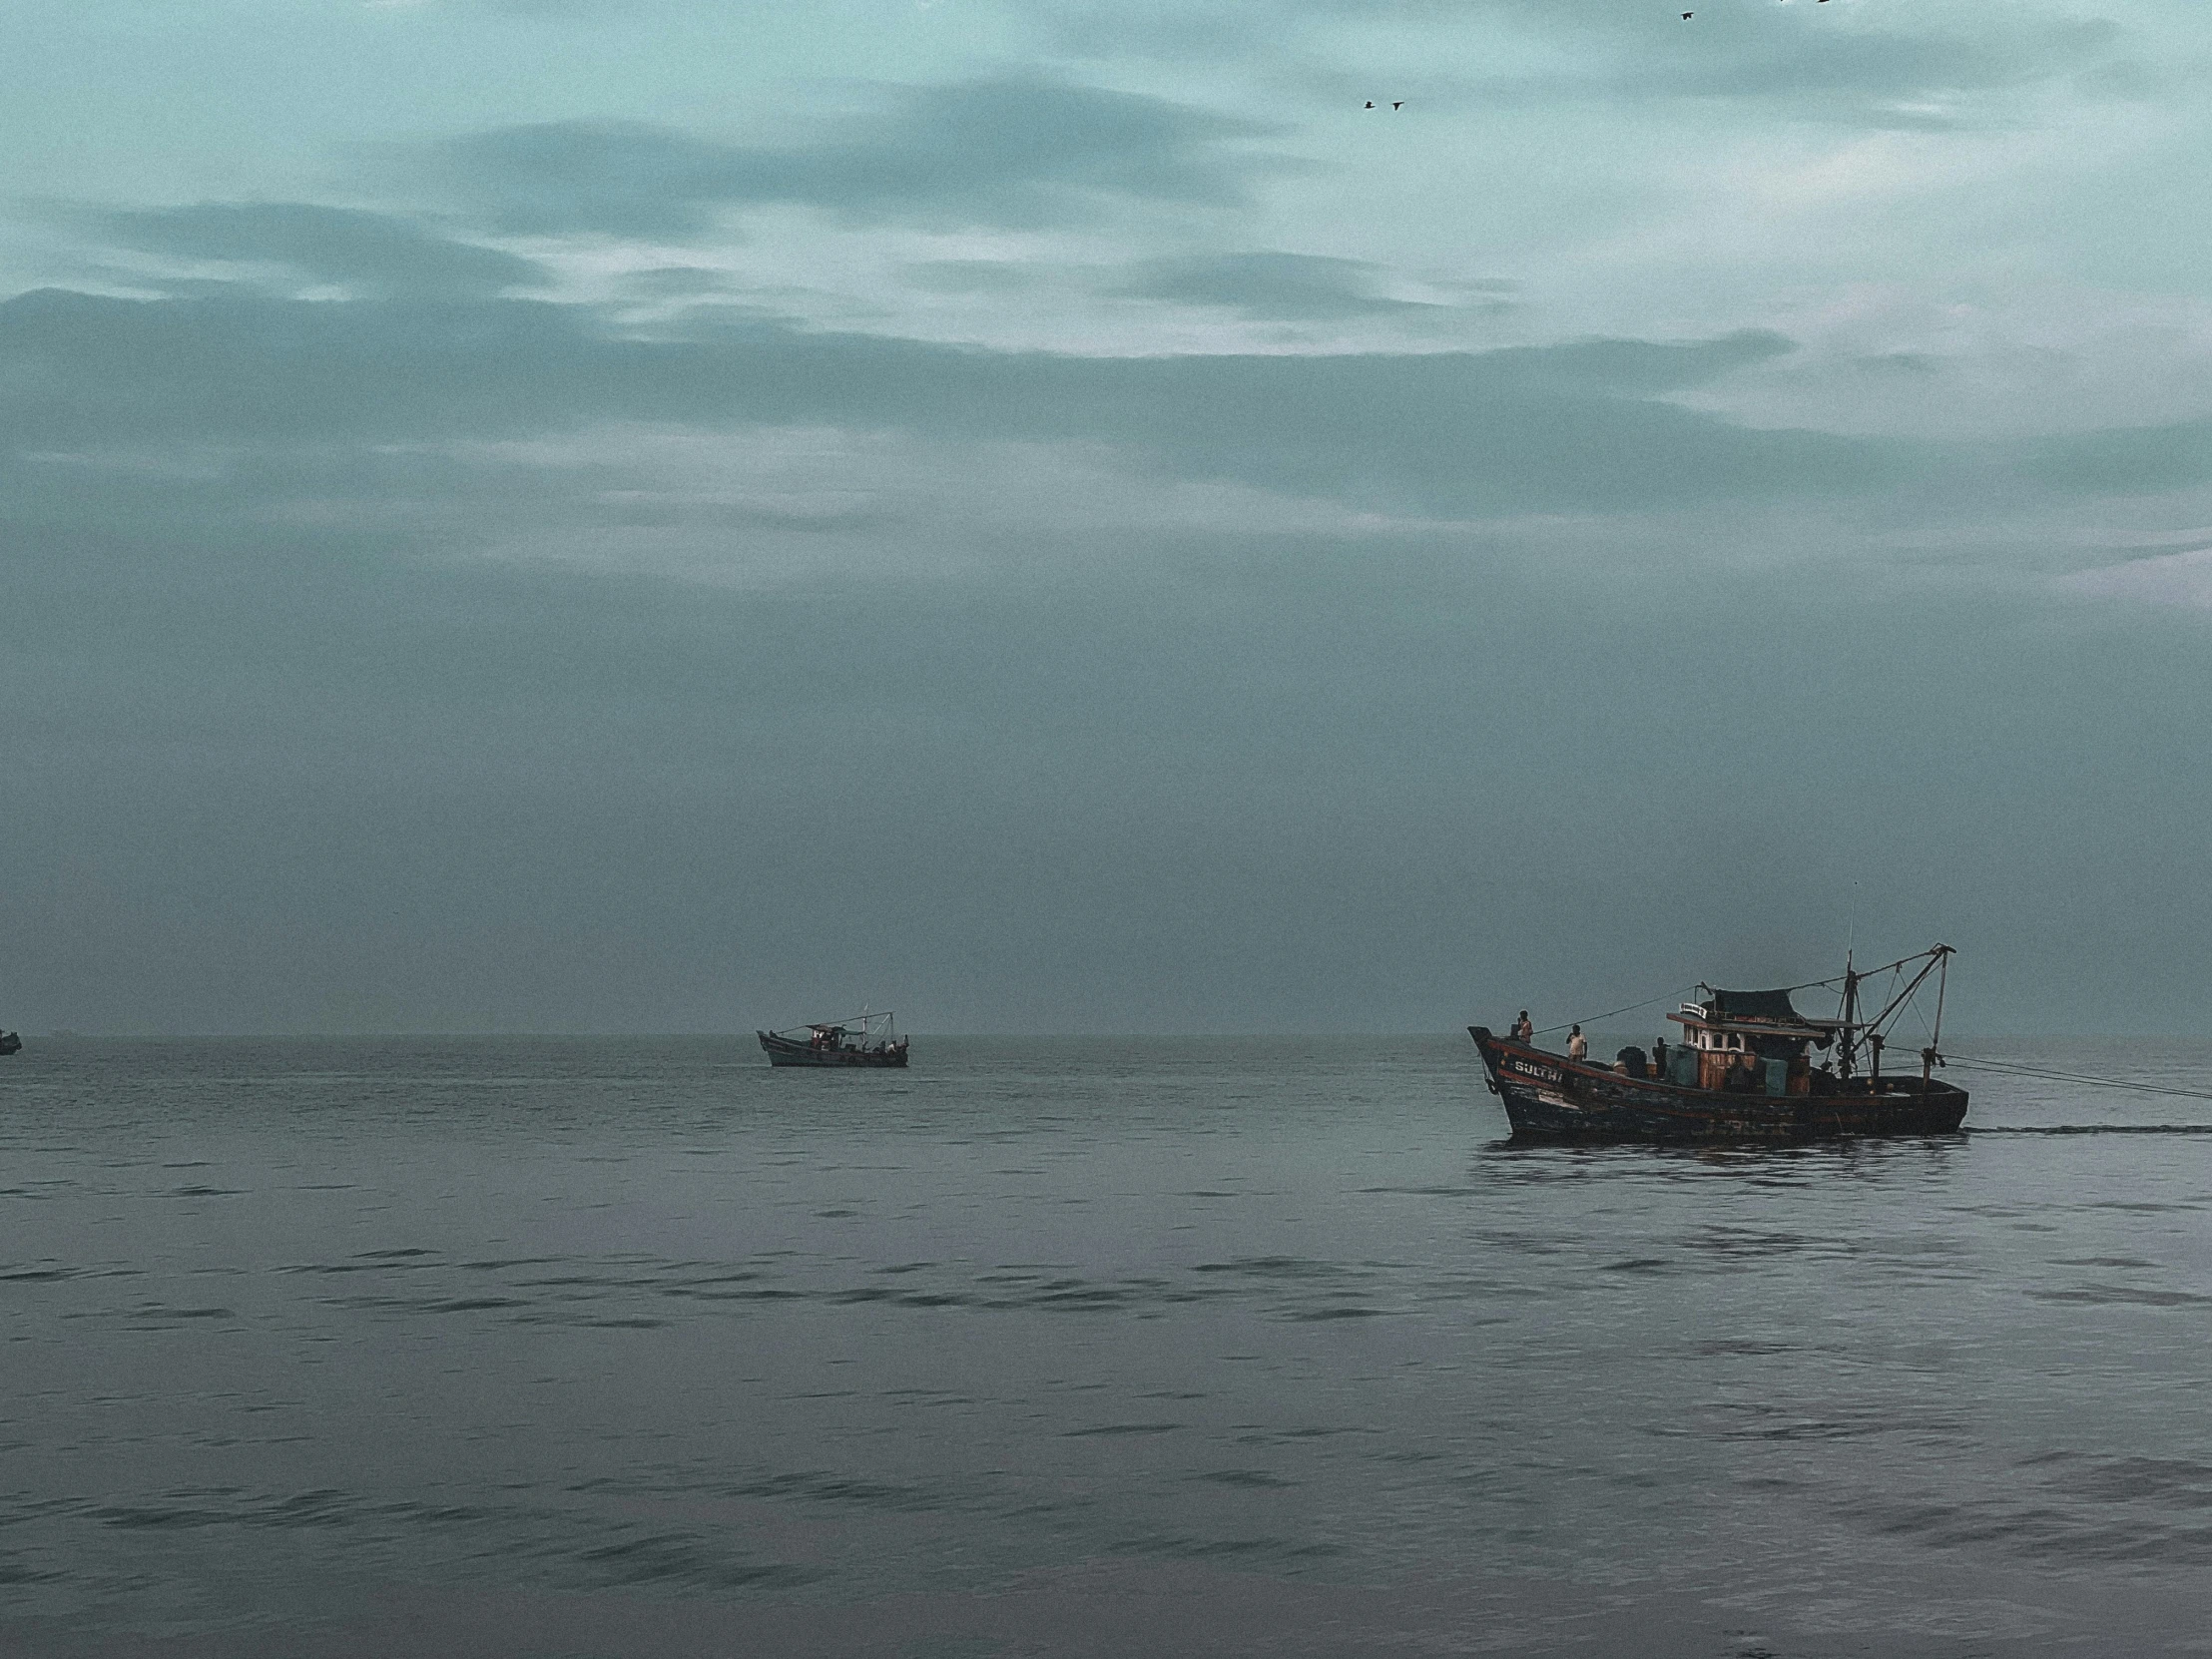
1525, 952, 1949, 1040
1944, 1054, 2212, 1105
1532, 988, 1692, 1038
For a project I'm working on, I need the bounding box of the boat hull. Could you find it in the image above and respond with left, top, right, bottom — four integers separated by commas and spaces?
758, 1031, 908, 1068
1469, 1027, 1965, 1142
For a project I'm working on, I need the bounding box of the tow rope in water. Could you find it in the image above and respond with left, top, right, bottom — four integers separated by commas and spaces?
1519, 989, 2212, 1125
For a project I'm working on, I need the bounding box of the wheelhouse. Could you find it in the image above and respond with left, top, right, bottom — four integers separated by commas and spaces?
1666, 986, 1841, 1096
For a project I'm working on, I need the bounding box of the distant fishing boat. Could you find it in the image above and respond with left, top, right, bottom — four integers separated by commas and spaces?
1471, 945, 1967, 1141
758, 1010, 908, 1068
0, 1030, 19, 1056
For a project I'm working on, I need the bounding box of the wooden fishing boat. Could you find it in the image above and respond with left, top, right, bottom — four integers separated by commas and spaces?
0, 1030, 19, 1056
758, 1010, 908, 1068
1471, 946, 1966, 1142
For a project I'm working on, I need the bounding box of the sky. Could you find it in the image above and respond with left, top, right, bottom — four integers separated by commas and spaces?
4, 0, 2211, 1035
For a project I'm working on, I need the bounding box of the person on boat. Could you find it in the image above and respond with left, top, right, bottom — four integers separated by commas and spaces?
1512, 1010, 1534, 1043
1652, 1035, 1668, 1077
1566, 1025, 1587, 1062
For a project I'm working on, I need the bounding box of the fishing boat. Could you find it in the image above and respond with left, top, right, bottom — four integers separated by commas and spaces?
1470, 945, 1967, 1141
758, 1010, 908, 1068
0, 1030, 19, 1056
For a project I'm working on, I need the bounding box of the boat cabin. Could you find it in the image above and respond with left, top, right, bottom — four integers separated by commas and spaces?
1665, 987, 1841, 1097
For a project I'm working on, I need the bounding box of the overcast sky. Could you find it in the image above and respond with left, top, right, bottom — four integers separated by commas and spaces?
4, 0, 2210, 1035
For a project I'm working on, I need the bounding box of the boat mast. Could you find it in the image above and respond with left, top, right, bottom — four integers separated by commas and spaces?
1833, 943, 1954, 1090
1838, 949, 1859, 1080
1922, 945, 1951, 1087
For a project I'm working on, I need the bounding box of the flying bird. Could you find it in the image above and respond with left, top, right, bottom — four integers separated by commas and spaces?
1365, 101, 1375, 108
1391, 101, 1403, 110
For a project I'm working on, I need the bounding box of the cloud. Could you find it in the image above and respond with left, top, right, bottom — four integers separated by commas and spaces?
422, 77, 1289, 238
1106, 252, 1460, 321
0, 288, 1906, 520
613, 265, 752, 296
1432, 20, 2132, 134
2058, 543, 2212, 607
1600, 12, 2127, 127
9, 277, 2212, 1033
900, 261, 1047, 295
1042, 0, 2129, 128
86, 203, 549, 298
1478, 329, 1794, 395
1856, 352, 1943, 375
897, 251, 1511, 323
2027, 415, 2212, 496
365, 0, 653, 13
10, 284, 2195, 591
10, 444, 2210, 1033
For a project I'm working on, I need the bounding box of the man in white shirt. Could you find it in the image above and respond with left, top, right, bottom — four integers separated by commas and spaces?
1566, 1025, 1587, 1062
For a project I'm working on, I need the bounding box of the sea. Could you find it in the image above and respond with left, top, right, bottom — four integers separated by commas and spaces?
3, 1034, 2208, 1657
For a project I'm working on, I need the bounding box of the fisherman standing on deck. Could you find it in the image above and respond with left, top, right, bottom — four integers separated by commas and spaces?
1567, 1025, 1587, 1062
1653, 1035, 1668, 1076
1513, 1010, 1534, 1042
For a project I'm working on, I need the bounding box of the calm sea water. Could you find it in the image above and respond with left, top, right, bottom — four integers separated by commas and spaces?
3, 1035, 2208, 1657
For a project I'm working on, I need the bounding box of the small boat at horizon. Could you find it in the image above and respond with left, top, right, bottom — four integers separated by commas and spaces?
0, 1029, 19, 1056
758, 1010, 909, 1068
1471, 945, 1967, 1141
